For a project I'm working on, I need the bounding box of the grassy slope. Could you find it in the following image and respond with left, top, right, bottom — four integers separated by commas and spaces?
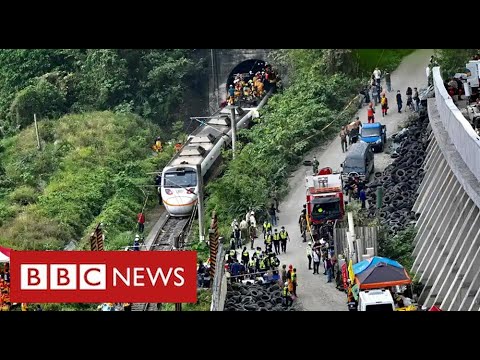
0, 111, 173, 250
354, 49, 414, 74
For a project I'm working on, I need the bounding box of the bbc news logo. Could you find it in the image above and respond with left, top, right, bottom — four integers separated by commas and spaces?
10, 251, 197, 303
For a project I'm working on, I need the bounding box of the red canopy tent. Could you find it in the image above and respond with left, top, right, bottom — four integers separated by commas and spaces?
0, 247, 11, 263
428, 305, 443, 311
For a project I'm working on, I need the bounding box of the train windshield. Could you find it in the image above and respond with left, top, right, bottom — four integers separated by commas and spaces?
164, 169, 197, 188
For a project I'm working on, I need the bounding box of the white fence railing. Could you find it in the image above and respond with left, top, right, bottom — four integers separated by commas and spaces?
432, 67, 480, 182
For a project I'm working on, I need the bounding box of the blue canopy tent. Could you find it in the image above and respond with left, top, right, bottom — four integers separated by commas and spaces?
353, 256, 411, 290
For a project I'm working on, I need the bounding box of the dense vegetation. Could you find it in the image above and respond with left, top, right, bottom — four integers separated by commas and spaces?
0, 49, 205, 137
0, 111, 174, 250
434, 49, 479, 78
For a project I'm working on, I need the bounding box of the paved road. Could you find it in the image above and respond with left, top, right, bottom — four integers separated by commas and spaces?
272, 49, 433, 311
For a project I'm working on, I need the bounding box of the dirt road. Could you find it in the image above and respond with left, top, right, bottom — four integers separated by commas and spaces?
274, 49, 433, 311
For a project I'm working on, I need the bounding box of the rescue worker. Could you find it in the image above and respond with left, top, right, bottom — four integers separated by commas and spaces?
264, 230, 273, 253
133, 235, 140, 251
283, 282, 292, 308
248, 258, 256, 279
123, 303, 132, 311
228, 85, 235, 105
258, 255, 267, 274
239, 218, 248, 243
291, 268, 298, 297
270, 254, 280, 270
273, 228, 281, 255
249, 211, 257, 238
340, 126, 348, 152
249, 225, 256, 250
367, 103, 375, 124
137, 211, 145, 233
231, 218, 239, 232
280, 264, 288, 285
279, 226, 290, 254
263, 220, 272, 239
152, 137, 163, 152
306, 241, 313, 270
312, 156, 319, 175
241, 247, 249, 268
381, 94, 388, 117
268, 203, 277, 227
174, 142, 182, 153
229, 247, 237, 262
21, 303, 29, 311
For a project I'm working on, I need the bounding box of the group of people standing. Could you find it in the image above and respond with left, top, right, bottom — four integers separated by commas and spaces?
227, 64, 280, 106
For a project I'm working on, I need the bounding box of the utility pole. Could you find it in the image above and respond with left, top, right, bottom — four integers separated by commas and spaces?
196, 164, 205, 242
211, 49, 219, 107
34, 113, 41, 150
229, 106, 237, 158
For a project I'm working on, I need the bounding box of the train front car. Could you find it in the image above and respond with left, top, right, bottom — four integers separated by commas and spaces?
161, 165, 198, 216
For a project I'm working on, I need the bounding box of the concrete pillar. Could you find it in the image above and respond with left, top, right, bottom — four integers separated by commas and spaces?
424, 207, 480, 306
468, 284, 480, 311
420, 196, 475, 306
458, 251, 480, 311
439, 215, 480, 310
412, 144, 443, 221
413, 141, 442, 215
412, 170, 455, 278
445, 226, 480, 311
416, 183, 464, 285
412, 159, 452, 262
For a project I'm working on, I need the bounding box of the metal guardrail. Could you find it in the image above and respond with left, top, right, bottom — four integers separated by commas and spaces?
432, 67, 480, 182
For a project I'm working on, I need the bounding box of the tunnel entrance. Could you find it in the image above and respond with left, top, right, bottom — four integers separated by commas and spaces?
226, 59, 266, 90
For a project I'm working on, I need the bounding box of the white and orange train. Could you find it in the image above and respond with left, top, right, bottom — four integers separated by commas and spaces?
160, 95, 271, 217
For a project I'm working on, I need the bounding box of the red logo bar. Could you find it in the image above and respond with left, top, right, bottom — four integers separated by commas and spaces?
9, 251, 197, 303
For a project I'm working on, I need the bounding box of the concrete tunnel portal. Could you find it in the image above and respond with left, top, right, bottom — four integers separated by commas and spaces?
226, 59, 267, 90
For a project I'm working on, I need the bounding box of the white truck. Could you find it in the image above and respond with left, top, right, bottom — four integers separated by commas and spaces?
357, 289, 395, 311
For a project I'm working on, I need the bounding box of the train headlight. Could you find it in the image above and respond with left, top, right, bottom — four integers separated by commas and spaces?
165, 189, 173, 195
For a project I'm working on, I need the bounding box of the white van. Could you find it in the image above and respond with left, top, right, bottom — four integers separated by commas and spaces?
357, 289, 395, 311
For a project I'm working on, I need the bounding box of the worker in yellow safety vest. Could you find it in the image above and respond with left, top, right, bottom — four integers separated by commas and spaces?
264, 231, 273, 253
283, 282, 292, 307
273, 229, 281, 255
279, 226, 290, 254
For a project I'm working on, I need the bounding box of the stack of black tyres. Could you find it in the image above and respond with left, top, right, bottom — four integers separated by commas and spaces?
224, 281, 296, 311
364, 113, 430, 235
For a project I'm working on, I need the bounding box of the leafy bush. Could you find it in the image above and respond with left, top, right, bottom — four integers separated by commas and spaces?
10, 79, 66, 128
378, 226, 416, 272
8, 185, 38, 206
434, 49, 479, 78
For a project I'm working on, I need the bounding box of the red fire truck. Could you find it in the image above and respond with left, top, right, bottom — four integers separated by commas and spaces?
305, 167, 345, 227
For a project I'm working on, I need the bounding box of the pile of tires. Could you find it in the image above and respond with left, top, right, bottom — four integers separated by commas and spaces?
365, 113, 430, 235
224, 281, 296, 311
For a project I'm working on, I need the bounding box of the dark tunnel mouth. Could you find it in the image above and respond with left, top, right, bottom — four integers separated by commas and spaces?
226, 59, 267, 90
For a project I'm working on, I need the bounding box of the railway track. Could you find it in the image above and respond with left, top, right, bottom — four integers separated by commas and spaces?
132, 212, 194, 311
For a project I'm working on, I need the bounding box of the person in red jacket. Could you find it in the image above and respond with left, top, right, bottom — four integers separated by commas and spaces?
367, 103, 375, 123
137, 212, 145, 233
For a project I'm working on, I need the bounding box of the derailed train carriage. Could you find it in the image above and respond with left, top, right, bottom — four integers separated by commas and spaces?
160, 94, 272, 217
